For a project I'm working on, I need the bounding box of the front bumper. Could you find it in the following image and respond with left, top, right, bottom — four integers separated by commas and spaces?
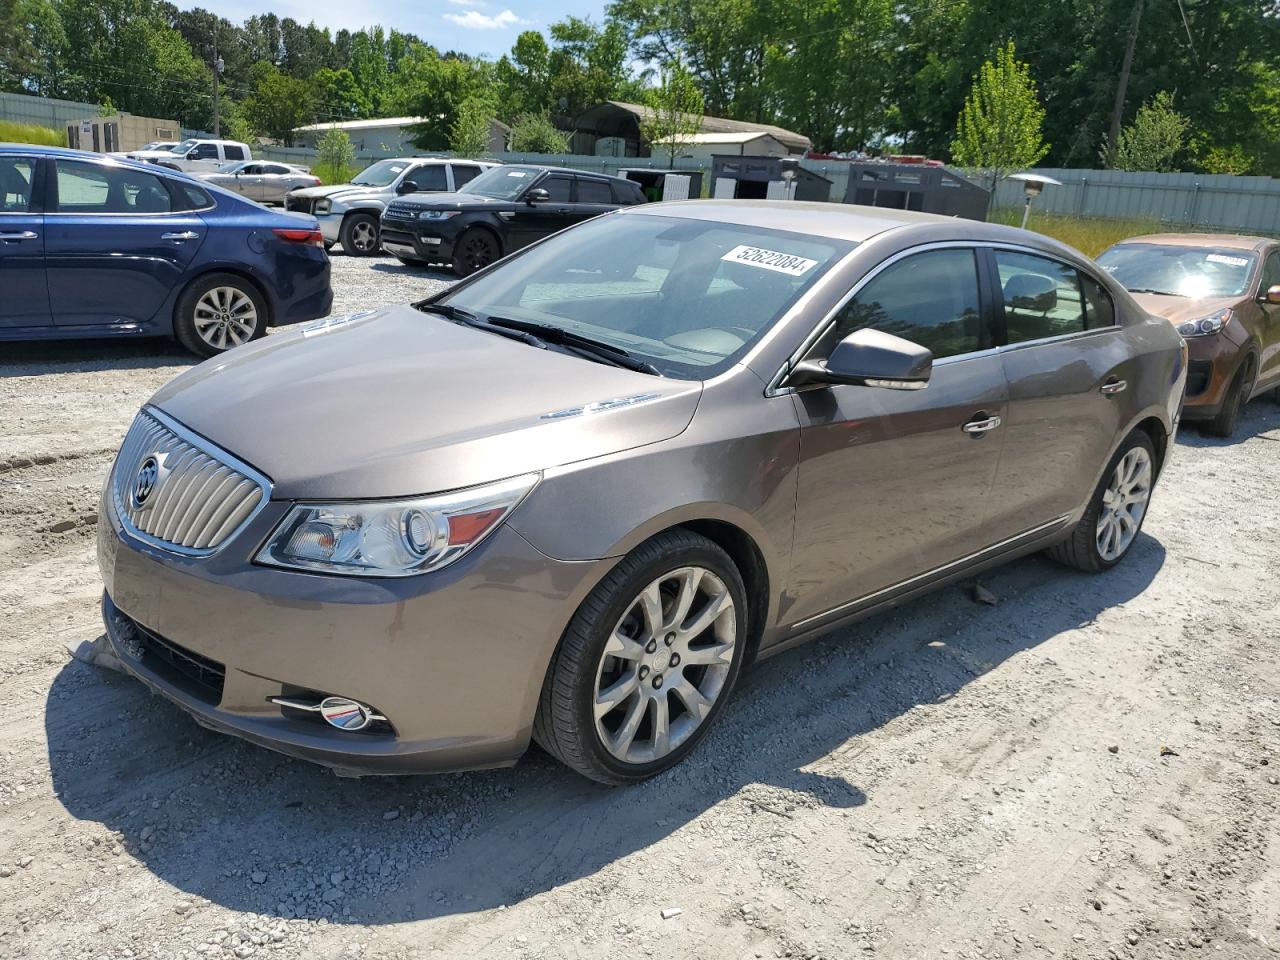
379, 218, 461, 262
314, 213, 342, 244
97, 493, 607, 775
1180, 333, 1243, 419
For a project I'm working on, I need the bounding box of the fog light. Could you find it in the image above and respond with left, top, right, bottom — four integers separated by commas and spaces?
268, 694, 387, 731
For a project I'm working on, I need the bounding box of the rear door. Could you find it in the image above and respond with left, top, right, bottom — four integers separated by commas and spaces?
448, 163, 484, 191
982, 246, 1131, 542
570, 176, 618, 223
256, 164, 295, 203
785, 246, 1008, 628
44, 158, 205, 328
0, 154, 51, 329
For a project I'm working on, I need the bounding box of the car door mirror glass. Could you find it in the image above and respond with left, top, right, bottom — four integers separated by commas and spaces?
397, 180, 421, 194
524, 187, 550, 204
1262, 284, 1280, 305
790, 328, 932, 390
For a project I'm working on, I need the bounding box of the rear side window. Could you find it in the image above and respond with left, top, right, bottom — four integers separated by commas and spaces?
450, 164, 482, 187
54, 160, 173, 214
576, 178, 612, 203
0, 157, 36, 212
223, 145, 246, 161
408, 164, 448, 191
1081, 274, 1116, 328
1261, 250, 1280, 292
823, 249, 983, 360
995, 250, 1087, 343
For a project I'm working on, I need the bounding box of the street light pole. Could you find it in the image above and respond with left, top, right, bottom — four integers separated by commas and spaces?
212, 30, 224, 137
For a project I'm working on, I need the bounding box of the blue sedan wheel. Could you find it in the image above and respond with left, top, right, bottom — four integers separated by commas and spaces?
174, 273, 267, 358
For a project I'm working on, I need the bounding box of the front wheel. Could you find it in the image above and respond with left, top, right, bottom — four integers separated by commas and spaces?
533, 530, 747, 784
451, 229, 499, 277
1047, 431, 1156, 573
1203, 356, 1255, 438
339, 212, 380, 256
173, 273, 268, 358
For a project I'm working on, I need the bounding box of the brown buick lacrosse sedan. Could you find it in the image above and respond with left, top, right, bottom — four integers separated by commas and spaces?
99, 201, 1186, 784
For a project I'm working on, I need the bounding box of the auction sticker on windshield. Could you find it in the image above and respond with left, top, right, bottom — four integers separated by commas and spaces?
1206, 253, 1249, 267
721, 245, 818, 277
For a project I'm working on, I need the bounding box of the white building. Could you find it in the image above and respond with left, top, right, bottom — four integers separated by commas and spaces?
648, 131, 794, 163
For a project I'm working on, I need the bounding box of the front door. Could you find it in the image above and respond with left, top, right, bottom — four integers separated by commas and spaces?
983, 247, 1130, 542
508, 173, 575, 250
44, 158, 205, 328
0, 154, 50, 329
785, 247, 1008, 629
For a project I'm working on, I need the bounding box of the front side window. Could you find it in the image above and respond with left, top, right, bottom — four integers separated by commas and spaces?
822, 249, 983, 360
438, 213, 851, 379
995, 250, 1086, 344
539, 175, 573, 202
191, 143, 219, 160
1096, 243, 1257, 298
0, 157, 35, 212
407, 164, 448, 191
54, 160, 172, 214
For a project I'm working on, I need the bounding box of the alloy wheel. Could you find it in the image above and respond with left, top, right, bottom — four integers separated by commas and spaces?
593, 566, 736, 765
462, 235, 495, 270
193, 286, 258, 351
1095, 446, 1152, 561
349, 220, 377, 252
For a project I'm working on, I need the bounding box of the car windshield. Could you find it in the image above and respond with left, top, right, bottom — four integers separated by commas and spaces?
168, 139, 198, 155
459, 166, 541, 200
1096, 243, 1257, 298
351, 160, 410, 187
436, 213, 852, 379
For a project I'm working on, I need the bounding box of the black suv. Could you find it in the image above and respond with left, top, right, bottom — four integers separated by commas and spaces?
380, 165, 646, 276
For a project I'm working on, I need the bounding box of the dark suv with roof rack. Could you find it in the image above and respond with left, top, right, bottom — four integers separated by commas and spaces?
380, 164, 646, 276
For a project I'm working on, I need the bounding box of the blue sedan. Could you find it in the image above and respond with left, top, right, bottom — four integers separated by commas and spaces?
0, 146, 332, 357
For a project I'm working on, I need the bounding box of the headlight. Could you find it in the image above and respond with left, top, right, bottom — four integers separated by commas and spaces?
418, 210, 460, 220
255, 473, 538, 577
1176, 309, 1229, 338
314, 199, 331, 215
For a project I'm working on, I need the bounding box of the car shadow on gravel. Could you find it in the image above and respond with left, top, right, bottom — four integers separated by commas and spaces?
368, 261, 456, 281
1174, 400, 1280, 448
0, 338, 193, 376
44, 536, 1165, 926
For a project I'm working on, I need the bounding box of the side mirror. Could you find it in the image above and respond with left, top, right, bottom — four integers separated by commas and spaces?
397, 179, 421, 194
187, 150, 200, 160
788, 328, 932, 391
1261, 284, 1280, 305
524, 187, 550, 205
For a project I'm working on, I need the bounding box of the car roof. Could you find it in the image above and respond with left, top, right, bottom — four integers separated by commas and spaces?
503, 163, 632, 184
0, 143, 192, 174
621, 199, 1051, 246
1115, 232, 1273, 251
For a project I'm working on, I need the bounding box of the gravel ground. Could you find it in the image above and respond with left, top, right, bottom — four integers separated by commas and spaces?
2, 248, 1280, 960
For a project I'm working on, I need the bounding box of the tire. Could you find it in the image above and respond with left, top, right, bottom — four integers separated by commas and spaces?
1203, 356, 1255, 438
323, 242, 334, 252
1047, 430, 1157, 574
173, 272, 268, 358
339, 212, 380, 256
533, 529, 748, 785
451, 228, 499, 277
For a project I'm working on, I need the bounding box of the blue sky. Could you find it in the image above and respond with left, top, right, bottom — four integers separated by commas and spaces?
183, 0, 609, 58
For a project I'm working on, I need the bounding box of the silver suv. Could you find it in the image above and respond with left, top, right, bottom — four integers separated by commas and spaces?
284, 158, 497, 255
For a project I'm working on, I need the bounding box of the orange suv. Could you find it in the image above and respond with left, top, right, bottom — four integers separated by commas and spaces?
1097, 234, 1280, 436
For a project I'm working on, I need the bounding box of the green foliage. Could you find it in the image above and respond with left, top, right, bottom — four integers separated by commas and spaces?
219, 101, 257, 145
1103, 92, 1190, 172
951, 42, 1049, 190
508, 111, 570, 153
640, 58, 703, 165
0, 120, 65, 146
449, 98, 495, 158
398, 52, 496, 151
314, 127, 356, 184
311, 68, 371, 121
244, 64, 314, 145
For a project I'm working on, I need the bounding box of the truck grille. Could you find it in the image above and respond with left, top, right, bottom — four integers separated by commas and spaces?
285, 195, 314, 214
111, 408, 270, 556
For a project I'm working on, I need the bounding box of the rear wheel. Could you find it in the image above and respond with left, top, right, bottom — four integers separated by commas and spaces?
1047, 431, 1156, 573
1203, 356, 1255, 438
534, 530, 747, 784
339, 212, 380, 256
173, 273, 267, 358
451, 229, 499, 277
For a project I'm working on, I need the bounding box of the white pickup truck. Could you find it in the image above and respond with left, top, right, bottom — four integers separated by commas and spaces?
125, 138, 252, 173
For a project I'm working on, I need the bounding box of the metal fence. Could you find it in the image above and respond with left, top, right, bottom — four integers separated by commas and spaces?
0, 91, 98, 132
989, 168, 1280, 235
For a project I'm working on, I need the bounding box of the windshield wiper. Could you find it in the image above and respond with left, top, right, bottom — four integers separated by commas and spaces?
417, 303, 548, 349
483, 316, 662, 376
1126, 287, 1184, 297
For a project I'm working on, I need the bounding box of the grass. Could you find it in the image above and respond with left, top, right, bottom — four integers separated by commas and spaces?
312, 162, 359, 186
0, 121, 67, 147
990, 209, 1160, 258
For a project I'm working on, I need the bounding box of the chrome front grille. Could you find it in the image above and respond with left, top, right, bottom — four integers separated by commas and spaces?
111, 408, 270, 556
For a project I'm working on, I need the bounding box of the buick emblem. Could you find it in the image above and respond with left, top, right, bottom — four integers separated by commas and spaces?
132, 456, 160, 508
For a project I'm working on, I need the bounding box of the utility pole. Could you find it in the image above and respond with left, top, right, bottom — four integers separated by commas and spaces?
212, 27, 225, 137
1108, 0, 1144, 157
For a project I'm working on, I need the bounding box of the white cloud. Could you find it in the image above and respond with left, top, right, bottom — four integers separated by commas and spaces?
443, 8, 528, 29
446, 0, 484, 5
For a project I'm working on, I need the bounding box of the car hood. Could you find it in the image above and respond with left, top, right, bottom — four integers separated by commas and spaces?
148, 305, 701, 499
394, 192, 518, 213
127, 150, 183, 161
287, 183, 387, 203
1129, 292, 1243, 324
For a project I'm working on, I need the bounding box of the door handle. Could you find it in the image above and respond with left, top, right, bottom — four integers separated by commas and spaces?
962, 414, 1002, 435
161, 231, 200, 241
1101, 378, 1127, 396
0, 230, 38, 240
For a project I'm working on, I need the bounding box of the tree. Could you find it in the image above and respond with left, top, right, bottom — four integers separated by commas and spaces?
1104, 91, 1190, 171
311, 67, 371, 121
508, 110, 570, 153
950, 42, 1049, 190
640, 58, 703, 165
449, 97, 494, 158
314, 126, 356, 183
396, 49, 495, 150
243, 63, 315, 144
